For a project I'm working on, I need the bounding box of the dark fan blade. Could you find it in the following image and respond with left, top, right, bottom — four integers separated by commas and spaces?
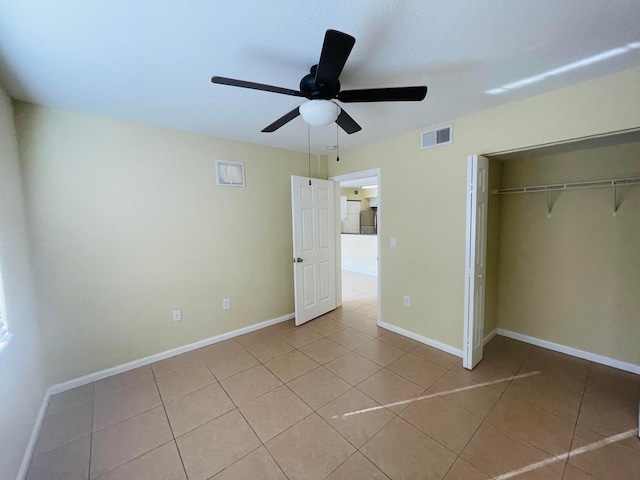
261, 107, 301, 133
335, 108, 361, 134
315, 30, 356, 88
337, 86, 427, 103
212, 76, 304, 97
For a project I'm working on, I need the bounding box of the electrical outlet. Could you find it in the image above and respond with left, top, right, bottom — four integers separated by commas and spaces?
172, 309, 182, 322
403, 296, 411, 307
223, 298, 231, 310
390, 237, 397, 248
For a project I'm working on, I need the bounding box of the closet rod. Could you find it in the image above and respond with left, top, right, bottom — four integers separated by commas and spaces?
493, 176, 640, 195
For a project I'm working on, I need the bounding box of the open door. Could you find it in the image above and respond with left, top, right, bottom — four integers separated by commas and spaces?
291, 176, 337, 326
464, 155, 489, 369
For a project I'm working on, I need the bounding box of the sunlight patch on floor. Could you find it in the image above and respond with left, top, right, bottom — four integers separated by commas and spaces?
333, 371, 541, 419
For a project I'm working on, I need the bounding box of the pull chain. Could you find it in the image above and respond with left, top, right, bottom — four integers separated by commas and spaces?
307, 124, 312, 186
336, 125, 340, 162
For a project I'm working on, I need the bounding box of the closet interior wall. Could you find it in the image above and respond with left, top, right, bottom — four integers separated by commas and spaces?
488, 138, 640, 367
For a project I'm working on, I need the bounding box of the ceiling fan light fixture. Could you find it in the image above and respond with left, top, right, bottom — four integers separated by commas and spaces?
299, 100, 340, 127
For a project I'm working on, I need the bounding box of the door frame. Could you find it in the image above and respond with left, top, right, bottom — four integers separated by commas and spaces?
329, 168, 382, 325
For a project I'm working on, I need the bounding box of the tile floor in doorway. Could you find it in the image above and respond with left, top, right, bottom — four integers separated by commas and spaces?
27, 272, 639, 479
340, 270, 378, 320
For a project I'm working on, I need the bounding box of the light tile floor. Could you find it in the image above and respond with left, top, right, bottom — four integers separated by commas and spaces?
27, 272, 639, 479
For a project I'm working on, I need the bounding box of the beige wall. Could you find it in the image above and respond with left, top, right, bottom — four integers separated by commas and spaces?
15, 103, 321, 385
8, 66, 640, 398
340, 187, 369, 210
7, 64, 640, 478
0, 91, 46, 479
328, 66, 640, 352
497, 141, 640, 365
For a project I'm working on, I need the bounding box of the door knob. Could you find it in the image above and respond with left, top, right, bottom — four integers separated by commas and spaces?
296, 258, 304, 263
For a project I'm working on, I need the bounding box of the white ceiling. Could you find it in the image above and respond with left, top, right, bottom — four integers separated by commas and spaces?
1, 1, 639, 154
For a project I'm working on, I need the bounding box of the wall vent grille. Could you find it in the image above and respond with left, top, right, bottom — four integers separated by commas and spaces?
215, 160, 245, 187
421, 124, 453, 150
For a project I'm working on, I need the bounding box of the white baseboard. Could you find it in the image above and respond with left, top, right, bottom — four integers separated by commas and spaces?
497, 328, 640, 375
379, 321, 463, 358
483, 328, 497, 345
16, 386, 53, 480
49, 313, 294, 395
18, 312, 294, 479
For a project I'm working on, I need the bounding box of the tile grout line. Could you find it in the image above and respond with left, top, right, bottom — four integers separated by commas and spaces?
462, 346, 592, 479
561, 360, 593, 478
436, 347, 525, 478
41, 296, 639, 480
232, 381, 306, 478
212, 369, 274, 476
87, 385, 95, 480
355, 344, 466, 478
153, 375, 190, 480
219, 333, 389, 479
218, 349, 316, 479
425, 361, 484, 479
150, 350, 206, 380
459, 353, 528, 478
93, 439, 179, 480
438, 345, 534, 479
473, 347, 535, 477
206, 305, 432, 479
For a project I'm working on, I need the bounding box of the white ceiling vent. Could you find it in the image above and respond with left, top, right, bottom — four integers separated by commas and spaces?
421, 124, 453, 150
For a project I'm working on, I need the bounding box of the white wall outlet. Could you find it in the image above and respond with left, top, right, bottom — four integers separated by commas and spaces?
390, 237, 397, 248
222, 298, 231, 310
172, 309, 182, 322
403, 296, 411, 307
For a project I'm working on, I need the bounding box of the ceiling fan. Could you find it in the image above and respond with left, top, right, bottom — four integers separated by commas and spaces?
211, 29, 428, 134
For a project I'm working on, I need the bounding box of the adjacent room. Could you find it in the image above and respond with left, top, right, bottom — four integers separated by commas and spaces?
1, 2, 639, 480
337, 172, 380, 322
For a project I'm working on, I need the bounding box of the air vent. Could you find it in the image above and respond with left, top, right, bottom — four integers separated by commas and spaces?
215, 160, 245, 187
421, 124, 453, 150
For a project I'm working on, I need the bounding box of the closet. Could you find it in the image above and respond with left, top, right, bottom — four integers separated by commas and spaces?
484, 130, 640, 369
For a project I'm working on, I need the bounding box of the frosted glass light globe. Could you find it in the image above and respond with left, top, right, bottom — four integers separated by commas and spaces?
299, 100, 340, 126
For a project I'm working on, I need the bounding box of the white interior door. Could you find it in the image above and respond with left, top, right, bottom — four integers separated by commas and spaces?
464, 155, 489, 369
291, 176, 337, 326
343, 200, 361, 233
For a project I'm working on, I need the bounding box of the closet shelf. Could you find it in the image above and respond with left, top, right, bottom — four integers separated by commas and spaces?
492, 176, 640, 217
492, 176, 640, 195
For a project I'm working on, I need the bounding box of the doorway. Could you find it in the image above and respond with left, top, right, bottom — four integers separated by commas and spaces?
329, 169, 381, 324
